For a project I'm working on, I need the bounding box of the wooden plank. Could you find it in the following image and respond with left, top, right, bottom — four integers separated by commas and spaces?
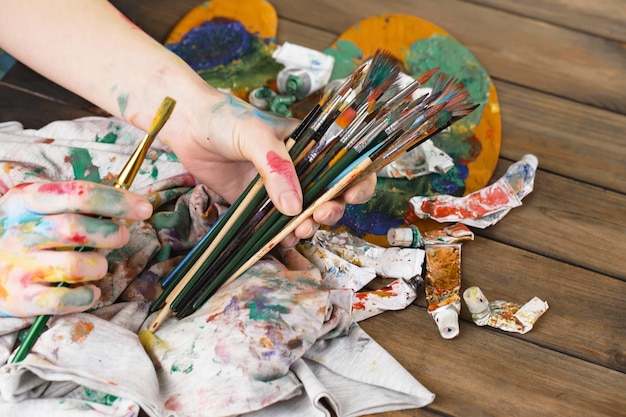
409, 237, 626, 372
276, 18, 337, 47
271, 0, 626, 115
109, 0, 199, 43
0, 85, 97, 128
360, 307, 626, 417
494, 80, 626, 194
461, 0, 626, 43
475, 162, 626, 279
1, 63, 105, 114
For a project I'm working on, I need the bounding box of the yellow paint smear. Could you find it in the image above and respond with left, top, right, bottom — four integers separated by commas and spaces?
165, 0, 278, 44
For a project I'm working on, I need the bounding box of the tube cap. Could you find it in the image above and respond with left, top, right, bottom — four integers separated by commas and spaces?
434, 307, 460, 339
387, 225, 424, 248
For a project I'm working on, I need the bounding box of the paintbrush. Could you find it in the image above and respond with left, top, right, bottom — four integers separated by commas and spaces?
11, 96, 176, 363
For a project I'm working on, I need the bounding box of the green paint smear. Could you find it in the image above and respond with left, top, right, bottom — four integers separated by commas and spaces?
323, 39, 363, 80
83, 387, 118, 406
404, 34, 490, 127
68, 147, 101, 183
246, 300, 289, 322
150, 201, 191, 231
198, 36, 283, 91
25, 167, 43, 176
170, 362, 193, 374
117, 93, 129, 118
95, 131, 119, 144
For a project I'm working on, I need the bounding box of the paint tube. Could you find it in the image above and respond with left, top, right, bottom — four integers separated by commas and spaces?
273, 42, 335, 99
377, 139, 454, 179
422, 223, 474, 245
405, 154, 538, 228
277, 67, 331, 99
387, 224, 425, 248
297, 239, 376, 292
272, 42, 335, 72
463, 286, 549, 334
388, 223, 475, 248
424, 243, 462, 339
313, 230, 425, 281
351, 276, 422, 322
248, 86, 276, 110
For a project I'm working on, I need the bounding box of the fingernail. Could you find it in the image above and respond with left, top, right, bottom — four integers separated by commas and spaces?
279, 192, 302, 216
136, 200, 153, 219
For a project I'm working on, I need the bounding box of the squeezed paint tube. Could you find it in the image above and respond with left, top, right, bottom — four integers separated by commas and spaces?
378, 140, 454, 179
388, 223, 474, 248
351, 276, 422, 322
276, 67, 332, 99
313, 230, 425, 281
272, 42, 335, 72
463, 286, 549, 334
422, 223, 474, 245
387, 224, 425, 248
424, 243, 462, 339
248, 86, 277, 110
273, 42, 335, 99
405, 154, 538, 228
297, 239, 376, 292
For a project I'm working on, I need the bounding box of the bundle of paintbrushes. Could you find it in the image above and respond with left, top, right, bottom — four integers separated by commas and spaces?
149, 49, 478, 331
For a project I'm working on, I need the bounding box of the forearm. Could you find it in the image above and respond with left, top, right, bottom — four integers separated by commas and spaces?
0, 0, 217, 141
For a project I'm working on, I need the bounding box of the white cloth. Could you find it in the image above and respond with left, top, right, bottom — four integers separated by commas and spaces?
0, 117, 434, 416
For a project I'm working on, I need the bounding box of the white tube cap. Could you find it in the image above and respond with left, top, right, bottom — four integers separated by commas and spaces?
434, 307, 460, 339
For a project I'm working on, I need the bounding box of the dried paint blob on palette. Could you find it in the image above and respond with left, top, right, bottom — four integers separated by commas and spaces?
323, 14, 501, 239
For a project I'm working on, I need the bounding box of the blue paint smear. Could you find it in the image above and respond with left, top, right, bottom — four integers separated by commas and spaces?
167, 18, 252, 71
0, 49, 16, 80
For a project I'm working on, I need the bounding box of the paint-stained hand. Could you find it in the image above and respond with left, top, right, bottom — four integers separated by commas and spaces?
168, 92, 377, 244
0, 180, 153, 317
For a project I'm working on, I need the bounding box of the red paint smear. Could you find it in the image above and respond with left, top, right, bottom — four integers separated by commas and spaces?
68, 232, 90, 246
266, 151, 299, 193
38, 182, 85, 196
164, 395, 182, 411
421, 184, 514, 219
36, 138, 55, 144
14, 182, 33, 190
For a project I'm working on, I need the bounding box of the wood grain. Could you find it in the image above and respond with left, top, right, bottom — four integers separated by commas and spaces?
360, 308, 626, 417
271, 0, 626, 114
0, 1, 624, 416
461, 0, 626, 43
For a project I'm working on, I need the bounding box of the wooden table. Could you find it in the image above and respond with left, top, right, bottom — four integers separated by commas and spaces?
1, 1, 624, 416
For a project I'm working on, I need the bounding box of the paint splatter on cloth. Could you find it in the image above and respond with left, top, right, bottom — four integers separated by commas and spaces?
0, 117, 434, 416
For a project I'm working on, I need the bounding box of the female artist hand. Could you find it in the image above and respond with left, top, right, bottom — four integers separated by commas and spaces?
0, 181, 153, 317
0, 0, 377, 247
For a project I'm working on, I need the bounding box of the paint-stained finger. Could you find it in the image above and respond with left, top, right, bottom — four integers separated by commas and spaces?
21, 180, 153, 220
20, 284, 100, 316
24, 213, 131, 250
242, 126, 303, 216
26, 250, 109, 284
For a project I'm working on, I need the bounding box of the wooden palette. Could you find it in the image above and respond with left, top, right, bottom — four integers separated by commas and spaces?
166, 5, 501, 242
